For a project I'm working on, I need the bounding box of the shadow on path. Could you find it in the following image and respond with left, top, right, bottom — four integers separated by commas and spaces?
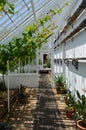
33, 73, 65, 130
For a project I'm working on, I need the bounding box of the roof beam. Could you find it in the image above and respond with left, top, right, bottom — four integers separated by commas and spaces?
22, 0, 30, 11
4, 11, 14, 23
30, 0, 37, 22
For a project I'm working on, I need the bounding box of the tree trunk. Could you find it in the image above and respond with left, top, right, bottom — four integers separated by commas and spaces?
2, 74, 7, 90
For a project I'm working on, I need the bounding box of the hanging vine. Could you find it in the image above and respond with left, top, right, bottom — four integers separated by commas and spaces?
0, 1, 69, 74
0, 0, 15, 14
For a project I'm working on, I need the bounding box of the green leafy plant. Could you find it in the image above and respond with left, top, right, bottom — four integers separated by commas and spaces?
64, 90, 76, 105
17, 84, 28, 104
39, 59, 42, 65
46, 59, 51, 68
50, 9, 57, 15
0, 0, 15, 14
0, 1, 69, 77
0, 79, 4, 92
64, 91, 76, 118
76, 90, 86, 128
57, 8, 62, 14
65, 104, 75, 118
55, 74, 66, 85
55, 74, 67, 94
65, 2, 69, 6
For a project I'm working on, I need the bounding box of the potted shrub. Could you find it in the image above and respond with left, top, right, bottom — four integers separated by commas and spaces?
65, 91, 76, 118
55, 74, 67, 94
17, 93, 27, 103
17, 84, 28, 104
76, 90, 86, 130
64, 90, 76, 105
65, 104, 75, 118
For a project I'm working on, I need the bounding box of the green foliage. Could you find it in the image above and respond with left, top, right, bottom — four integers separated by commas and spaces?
26, 24, 38, 34
57, 8, 62, 14
0, 0, 15, 14
66, 105, 74, 111
0, 1, 69, 75
39, 59, 42, 65
55, 74, 67, 94
0, 0, 6, 4
65, 2, 69, 6
50, 9, 57, 15
65, 91, 76, 106
0, 45, 8, 74
55, 74, 66, 85
76, 91, 86, 123
0, 5, 3, 11
40, 18, 45, 26
44, 15, 51, 22
46, 59, 51, 68
0, 79, 4, 92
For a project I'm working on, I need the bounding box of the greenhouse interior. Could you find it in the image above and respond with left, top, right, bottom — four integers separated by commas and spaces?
0, 0, 86, 129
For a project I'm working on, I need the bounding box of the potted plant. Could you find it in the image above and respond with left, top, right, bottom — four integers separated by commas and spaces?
64, 90, 76, 105
65, 91, 76, 118
17, 85, 28, 104
65, 104, 75, 118
55, 74, 67, 94
76, 90, 86, 130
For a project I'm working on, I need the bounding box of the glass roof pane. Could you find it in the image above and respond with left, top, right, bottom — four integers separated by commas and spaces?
0, 0, 32, 42
0, 0, 65, 44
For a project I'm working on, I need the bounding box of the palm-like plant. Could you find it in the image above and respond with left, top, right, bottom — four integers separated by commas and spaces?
76, 91, 86, 129
55, 74, 67, 94
55, 74, 66, 85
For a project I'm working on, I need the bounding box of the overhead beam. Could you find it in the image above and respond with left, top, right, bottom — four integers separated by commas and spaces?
22, 0, 30, 11
4, 11, 14, 23
30, 0, 37, 22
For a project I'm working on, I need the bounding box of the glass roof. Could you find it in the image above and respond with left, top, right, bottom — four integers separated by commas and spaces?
0, 0, 66, 44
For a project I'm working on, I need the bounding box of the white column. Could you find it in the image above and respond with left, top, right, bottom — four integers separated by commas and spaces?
63, 43, 66, 77
30, 0, 36, 22
51, 36, 55, 87
19, 58, 21, 93
7, 60, 10, 112
42, 53, 43, 69
36, 48, 39, 74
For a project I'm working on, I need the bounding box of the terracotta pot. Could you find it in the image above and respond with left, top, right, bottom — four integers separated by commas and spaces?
65, 106, 75, 118
56, 84, 65, 94
77, 120, 86, 130
65, 109, 73, 118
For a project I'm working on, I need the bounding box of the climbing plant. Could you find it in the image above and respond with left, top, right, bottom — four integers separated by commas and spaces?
0, 1, 69, 75
0, 0, 15, 14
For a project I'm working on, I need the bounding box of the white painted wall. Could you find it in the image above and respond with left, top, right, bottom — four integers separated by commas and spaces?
24, 65, 37, 73
53, 1, 86, 96
0, 73, 39, 89
65, 62, 86, 95
54, 29, 86, 95
66, 30, 86, 58
54, 45, 63, 76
